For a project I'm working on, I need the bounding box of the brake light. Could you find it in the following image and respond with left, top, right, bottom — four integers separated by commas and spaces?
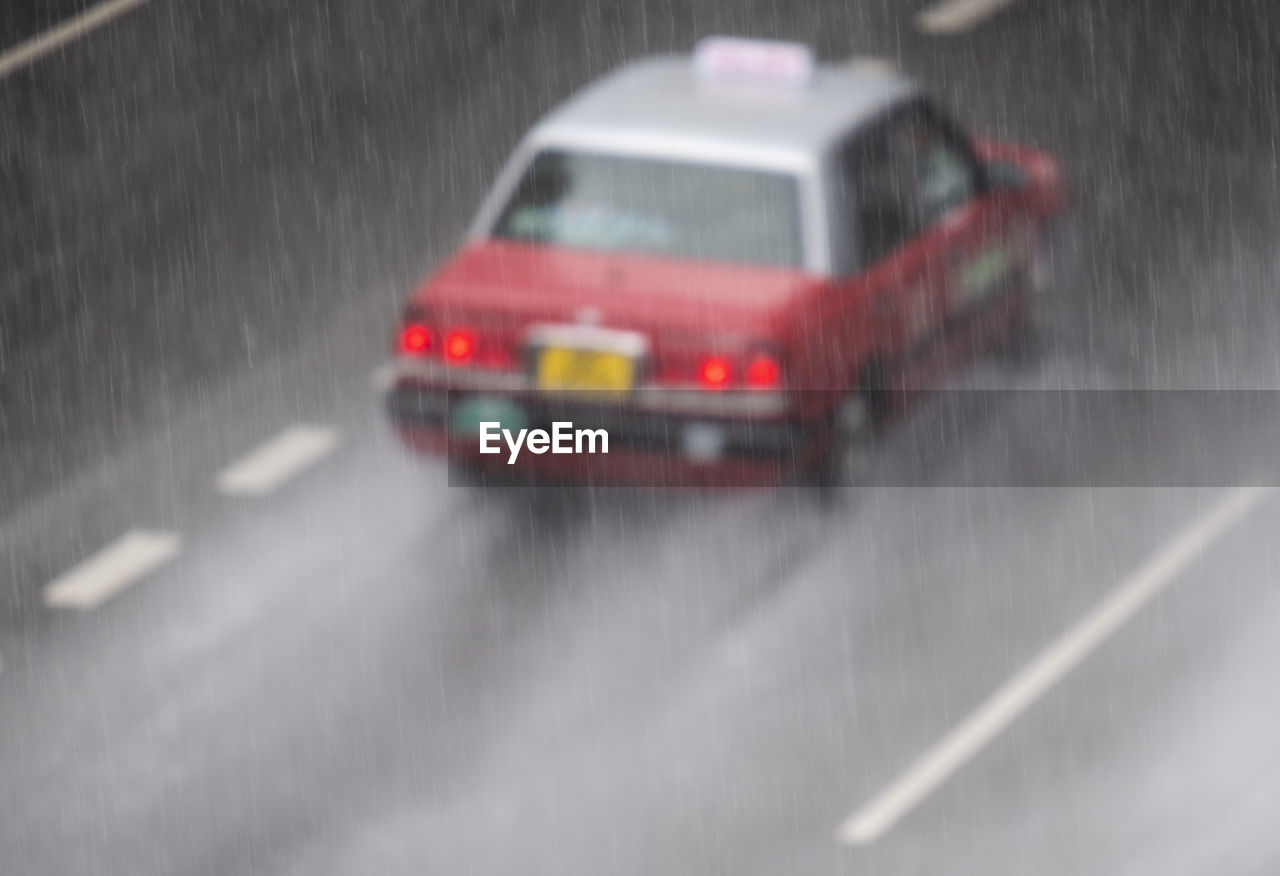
745, 354, 781, 388
699, 357, 732, 389
399, 323, 432, 356
443, 329, 476, 365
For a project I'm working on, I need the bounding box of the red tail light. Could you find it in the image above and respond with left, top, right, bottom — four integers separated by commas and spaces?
699, 356, 732, 389
398, 323, 432, 356
443, 329, 476, 365
745, 353, 781, 388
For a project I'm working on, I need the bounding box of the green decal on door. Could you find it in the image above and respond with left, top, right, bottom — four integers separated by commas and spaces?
957, 243, 1014, 307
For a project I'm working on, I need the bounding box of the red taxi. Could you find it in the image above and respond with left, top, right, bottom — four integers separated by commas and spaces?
384, 37, 1065, 487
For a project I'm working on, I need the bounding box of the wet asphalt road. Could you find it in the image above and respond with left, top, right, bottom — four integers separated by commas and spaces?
3, 1, 1280, 873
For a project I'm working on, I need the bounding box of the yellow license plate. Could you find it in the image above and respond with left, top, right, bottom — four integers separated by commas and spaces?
536, 348, 635, 393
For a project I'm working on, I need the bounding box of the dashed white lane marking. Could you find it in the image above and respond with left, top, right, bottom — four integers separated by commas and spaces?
216, 424, 340, 497
370, 364, 397, 393
915, 0, 1022, 34
0, 0, 154, 79
846, 56, 899, 76
44, 530, 181, 610
838, 484, 1273, 845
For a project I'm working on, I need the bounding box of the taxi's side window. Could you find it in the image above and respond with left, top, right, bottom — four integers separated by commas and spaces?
837, 121, 924, 268
832, 102, 984, 272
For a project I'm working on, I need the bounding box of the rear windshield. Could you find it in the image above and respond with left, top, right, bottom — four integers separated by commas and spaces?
491, 149, 805, 269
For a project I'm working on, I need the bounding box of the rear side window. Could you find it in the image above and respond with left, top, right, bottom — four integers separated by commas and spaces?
836, 124, 924, 267
833, 102, 982, 270
492, 149, 805, 269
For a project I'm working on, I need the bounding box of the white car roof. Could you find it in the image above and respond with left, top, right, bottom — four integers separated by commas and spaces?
526, 53, 919, 170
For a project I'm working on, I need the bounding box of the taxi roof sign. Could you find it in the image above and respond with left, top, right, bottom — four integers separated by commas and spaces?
692, 36, 815, 88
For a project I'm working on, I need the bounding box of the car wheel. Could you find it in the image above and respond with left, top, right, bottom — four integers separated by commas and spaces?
824, 392, 875, 486
813, 373, 884, 501
446, 454, 494, 488
992, 291, 1041, 365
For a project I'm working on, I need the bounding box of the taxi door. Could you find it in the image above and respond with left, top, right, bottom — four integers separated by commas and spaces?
819, 109, 952, 397
901, 102, 1025, 348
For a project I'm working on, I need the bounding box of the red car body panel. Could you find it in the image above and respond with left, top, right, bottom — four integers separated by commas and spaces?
404, 241, 827, 382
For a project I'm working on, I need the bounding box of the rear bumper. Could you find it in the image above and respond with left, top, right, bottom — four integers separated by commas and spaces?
385, 375, 822, 487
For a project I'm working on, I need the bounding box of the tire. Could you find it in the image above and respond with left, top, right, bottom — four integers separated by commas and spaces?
991, 288, 1042, 366
812, 365, 886, 500
446, 456, 487, 487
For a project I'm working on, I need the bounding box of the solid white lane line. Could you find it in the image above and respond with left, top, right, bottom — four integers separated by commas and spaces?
44, 530, 181, 610
0, 0, 154, 79
915, 0, 1022, 34
216, 424, 340, 497
838, 484, 1273, 846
